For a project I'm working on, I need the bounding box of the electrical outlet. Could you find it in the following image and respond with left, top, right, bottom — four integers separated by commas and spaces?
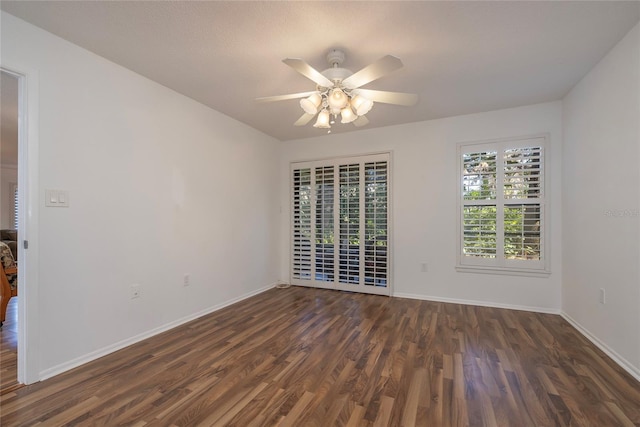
131, 284, 141, 299
183, 274, 190, 287
421, 262, 428, 273
599, 288, 606, 304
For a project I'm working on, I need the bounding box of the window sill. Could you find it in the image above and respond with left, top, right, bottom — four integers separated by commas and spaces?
455, 265, 550, 278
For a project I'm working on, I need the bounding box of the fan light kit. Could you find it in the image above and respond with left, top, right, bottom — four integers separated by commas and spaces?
257, 48, 418, 132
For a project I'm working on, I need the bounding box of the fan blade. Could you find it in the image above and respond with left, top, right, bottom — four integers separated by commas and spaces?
342, 55, 403, 89
294, 113, 316, 126
256, 91, 318, 103
354, 89, 418, 106
283, 58, 334, 88
353, 116, 369, 127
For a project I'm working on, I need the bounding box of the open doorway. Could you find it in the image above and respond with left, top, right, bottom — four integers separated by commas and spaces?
0, 69, 20, 392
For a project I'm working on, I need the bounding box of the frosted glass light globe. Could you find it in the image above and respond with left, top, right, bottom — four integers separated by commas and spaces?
340, 106, 357, 124
300, 93, 322, 115
313, 109, 331, 128
328, 88, 348, 111
350, 95, 374, 116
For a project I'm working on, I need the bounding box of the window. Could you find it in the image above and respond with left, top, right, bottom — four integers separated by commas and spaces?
457, 136, 548, 275
291, 153, 390, 295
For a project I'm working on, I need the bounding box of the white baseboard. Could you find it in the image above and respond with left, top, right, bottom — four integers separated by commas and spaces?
560, 312, 640, 382
393, 292, 560, 314
39, 283, 276, 381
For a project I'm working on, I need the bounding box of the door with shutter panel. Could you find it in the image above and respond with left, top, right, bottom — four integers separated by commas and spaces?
291, 153, 390, 296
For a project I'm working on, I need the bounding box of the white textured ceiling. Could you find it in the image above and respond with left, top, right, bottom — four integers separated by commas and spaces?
2, 1, 639, 141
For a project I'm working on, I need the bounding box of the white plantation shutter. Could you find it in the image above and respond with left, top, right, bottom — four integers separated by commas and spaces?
458, 137, 547, 274
291, 153, 391, 295
504, 147, 542, 199
463, 151, 497, 201
364, 161, 388, 285
503, 145, 543, 262
339, 164, 360, 284
504, 204, 541, 260
12, 184, 18, 229
292, 168, 312, 280
315, 166, 335, 282
462, 150, 498, 258
463, 206, 496, 258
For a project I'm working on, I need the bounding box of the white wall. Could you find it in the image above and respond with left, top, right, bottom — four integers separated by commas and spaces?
280, 102, 563, 312
0, 165, 17, 229
562, 22, 640, 378
1, 12, 281, 377
5, 6, 636, 383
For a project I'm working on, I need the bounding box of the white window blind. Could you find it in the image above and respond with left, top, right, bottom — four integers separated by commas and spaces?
291, 153, 390, 295
458, 137, 547, 274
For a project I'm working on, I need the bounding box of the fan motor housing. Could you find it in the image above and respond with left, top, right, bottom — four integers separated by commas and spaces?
321, 67, 353, 85
320, 48, 353, 87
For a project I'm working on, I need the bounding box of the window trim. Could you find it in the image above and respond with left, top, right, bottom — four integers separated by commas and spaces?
456, 134, 550, 277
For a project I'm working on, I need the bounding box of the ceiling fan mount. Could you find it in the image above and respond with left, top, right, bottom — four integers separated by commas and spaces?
326, 48, 346, 67
257, 48, 418, 131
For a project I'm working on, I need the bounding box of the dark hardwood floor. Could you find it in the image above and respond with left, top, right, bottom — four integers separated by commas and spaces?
0, 297, 19, 395
0, 287, 638, 426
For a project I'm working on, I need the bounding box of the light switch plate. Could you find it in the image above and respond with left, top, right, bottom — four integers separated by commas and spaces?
45, 189, 70, 207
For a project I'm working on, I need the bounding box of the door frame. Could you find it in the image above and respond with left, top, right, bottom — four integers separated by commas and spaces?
2, 64, 40, 384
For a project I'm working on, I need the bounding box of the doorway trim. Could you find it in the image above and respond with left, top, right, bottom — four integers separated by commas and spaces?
2, 64, 40, 384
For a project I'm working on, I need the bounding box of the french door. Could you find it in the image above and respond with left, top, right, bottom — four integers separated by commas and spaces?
291, 153, 390, 296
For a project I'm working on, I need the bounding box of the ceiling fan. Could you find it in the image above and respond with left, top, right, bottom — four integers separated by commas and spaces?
256, 49, 418, 132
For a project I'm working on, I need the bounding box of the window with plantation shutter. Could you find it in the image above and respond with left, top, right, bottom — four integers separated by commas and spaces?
291, 153, 390, 295
457, 136, 548, 275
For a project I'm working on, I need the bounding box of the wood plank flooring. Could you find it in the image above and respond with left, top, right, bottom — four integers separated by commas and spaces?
1, 287, 638, 426
0, 297, 19, 395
